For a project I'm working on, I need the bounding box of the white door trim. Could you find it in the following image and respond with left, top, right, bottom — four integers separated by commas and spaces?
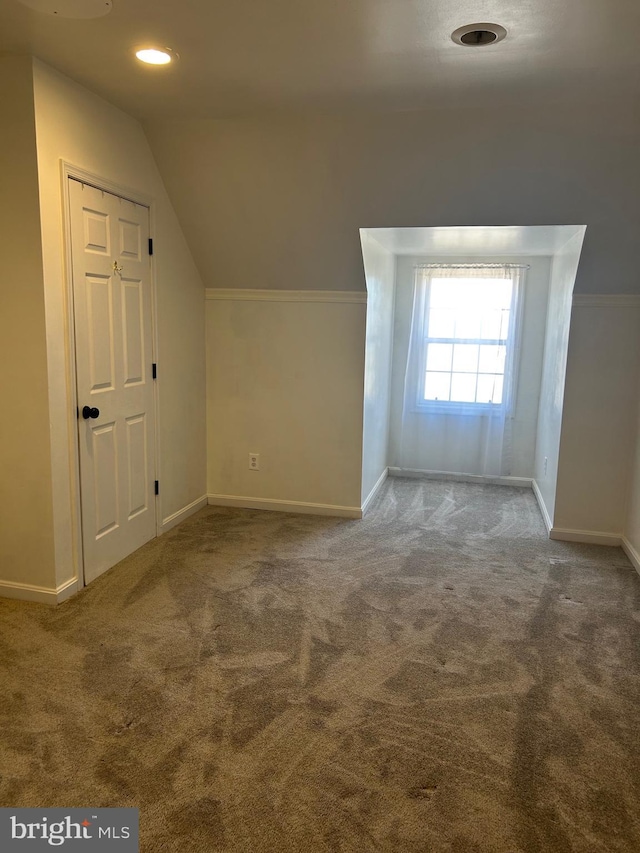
60, 161, 160, 589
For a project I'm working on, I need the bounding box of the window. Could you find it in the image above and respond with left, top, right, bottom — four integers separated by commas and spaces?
413, 265, 523, 413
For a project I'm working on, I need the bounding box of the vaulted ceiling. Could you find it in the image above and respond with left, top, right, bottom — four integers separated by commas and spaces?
1, 0, 639, 119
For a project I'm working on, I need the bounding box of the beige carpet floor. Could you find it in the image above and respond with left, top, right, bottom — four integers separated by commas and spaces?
1, 479, 640, 852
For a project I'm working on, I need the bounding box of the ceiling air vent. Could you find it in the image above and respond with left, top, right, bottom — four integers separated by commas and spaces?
451, 23, 507, 47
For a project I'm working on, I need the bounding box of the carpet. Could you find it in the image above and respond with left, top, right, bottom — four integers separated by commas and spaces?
1, 478, 639, 851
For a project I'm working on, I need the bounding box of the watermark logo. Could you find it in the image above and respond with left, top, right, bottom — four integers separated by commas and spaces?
0, 809, 139, 851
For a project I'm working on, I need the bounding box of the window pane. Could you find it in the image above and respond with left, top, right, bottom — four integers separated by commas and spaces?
426, 343, 452, 372
452, 344, 479, 373
450, 372, 477, 403
491, 374, 504, 404
452, 281, 477, 308
430, 277, 512, 311
497, 308, 510, 339
428, 308, 455, 338
477, 374, 504, 404
431, 279, 481, 309
424, 372, 451, 401
480, 309, 508, 340
422, 274, 514, 408
478, 345, 506, 374
429, 280, 455, 309
453, 312, 481, 339
481, 279, 512, 309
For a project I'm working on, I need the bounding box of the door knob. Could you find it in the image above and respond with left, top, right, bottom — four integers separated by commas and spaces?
82, 406, 100, 420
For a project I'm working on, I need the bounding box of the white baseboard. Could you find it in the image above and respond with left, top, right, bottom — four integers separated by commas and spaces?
361, 468, 388, 516
622, 537, 640, 575
0, 576, 78, 606
161, 494, 208, 533
56, 577, 79, 603
529, 482, 623, 547
207, 494, 362, 519
549, 527, 622, 546
531, 479, 552, 534
388, 467, 532, 488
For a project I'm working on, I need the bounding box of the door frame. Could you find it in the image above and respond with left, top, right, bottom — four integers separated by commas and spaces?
61, 162, 161, 589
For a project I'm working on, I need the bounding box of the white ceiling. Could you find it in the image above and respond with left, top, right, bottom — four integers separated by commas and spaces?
1, 0, 639, 119
362, 226, 586, 257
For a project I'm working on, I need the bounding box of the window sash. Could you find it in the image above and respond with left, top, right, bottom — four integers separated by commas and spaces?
414, 268, 522, 412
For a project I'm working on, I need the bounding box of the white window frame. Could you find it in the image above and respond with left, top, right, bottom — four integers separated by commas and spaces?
412, 264, 526, 416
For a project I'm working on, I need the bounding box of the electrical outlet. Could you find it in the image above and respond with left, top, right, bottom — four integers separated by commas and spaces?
249, 453, 260, 471
544, 456, 548, 475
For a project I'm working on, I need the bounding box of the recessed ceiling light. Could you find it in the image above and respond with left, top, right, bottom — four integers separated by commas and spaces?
451, 23, 507, 47
135, 48, 175, 66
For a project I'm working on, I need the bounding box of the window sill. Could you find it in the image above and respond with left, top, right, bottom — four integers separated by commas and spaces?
412, 401, 506, 417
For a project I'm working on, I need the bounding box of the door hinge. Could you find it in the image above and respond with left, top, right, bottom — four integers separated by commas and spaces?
148, 238, 154, 256
152, 363, 157, 379
154, 480, 159, 496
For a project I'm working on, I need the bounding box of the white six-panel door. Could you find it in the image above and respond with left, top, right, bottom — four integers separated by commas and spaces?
69, 179, 156, 584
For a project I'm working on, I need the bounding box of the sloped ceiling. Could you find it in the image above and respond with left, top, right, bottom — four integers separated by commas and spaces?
144, 100, 639, 293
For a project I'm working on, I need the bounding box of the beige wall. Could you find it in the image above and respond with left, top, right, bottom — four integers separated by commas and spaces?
0, 56, 57, 593
32, 60, 206, 588
207, 294, 366, 511
555, 302, 640, 537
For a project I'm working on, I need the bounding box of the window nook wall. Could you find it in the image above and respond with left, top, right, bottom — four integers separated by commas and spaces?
360, 232, 395, 508
533, 231, 584, 528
